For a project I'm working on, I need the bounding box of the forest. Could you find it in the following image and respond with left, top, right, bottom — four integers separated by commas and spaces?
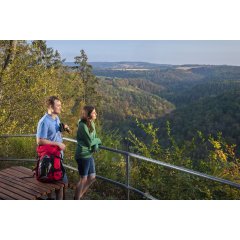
1, 40, 240, 199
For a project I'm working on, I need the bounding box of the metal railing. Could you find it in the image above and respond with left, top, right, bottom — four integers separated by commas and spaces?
1, 134, 240, 200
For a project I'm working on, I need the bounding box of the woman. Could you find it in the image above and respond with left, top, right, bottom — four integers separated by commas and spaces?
74, 106, 101, 200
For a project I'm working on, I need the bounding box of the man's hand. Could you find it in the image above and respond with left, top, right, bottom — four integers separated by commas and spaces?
58, 142, 66, 151
64, 124, 70, 133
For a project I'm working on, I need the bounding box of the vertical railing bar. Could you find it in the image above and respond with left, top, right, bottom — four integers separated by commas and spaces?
126, 153, 130, 200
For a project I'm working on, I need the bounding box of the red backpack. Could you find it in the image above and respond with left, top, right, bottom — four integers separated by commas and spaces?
36, 144, 65, 182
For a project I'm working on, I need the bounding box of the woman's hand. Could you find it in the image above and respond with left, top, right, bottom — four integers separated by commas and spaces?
92, 144, 99, 153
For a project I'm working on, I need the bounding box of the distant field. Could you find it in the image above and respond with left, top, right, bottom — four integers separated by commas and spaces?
112, 68, 151, 71
176, 66, 202, 70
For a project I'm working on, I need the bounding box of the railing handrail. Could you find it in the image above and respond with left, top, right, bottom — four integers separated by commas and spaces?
1, 134, 240, 198
0, 134, 36, 138
0, 134, 156, 199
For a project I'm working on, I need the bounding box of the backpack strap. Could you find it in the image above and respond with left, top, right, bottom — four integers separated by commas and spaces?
33, 155, 40, 177
20, 171, 36, 179
50, 155, 55, 174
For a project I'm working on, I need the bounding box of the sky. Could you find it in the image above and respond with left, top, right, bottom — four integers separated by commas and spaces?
46, 40, 240, 66
2, 0, 240, 238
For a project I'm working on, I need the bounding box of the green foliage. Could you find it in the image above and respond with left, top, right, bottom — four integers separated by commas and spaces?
2, 43, 240, 199
0, 41, 63, 134
97, 77, 175, 137
95, 130, 126, 183
0, 137, 36, 159
127, 119, 240, 199
0, 42, 103, 137
93, 65, 240, 152
73, 49, 102, 109
128, 119, 162, 158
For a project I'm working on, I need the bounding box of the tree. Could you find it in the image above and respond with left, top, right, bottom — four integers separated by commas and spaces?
0, 40, 63, 134
74, 49, 101, 108
127, 119, 240, 199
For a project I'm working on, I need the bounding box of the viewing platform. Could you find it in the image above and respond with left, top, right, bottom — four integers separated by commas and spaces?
1, 134, 240, 200
0, 166, 67, 200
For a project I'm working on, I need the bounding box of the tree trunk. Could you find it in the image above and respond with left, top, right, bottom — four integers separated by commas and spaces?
2, 40, 18, 71
0, 40, 18, 104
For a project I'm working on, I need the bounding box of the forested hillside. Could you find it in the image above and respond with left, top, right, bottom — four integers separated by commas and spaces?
1, 41, 240, 199
97, 77, 174, 134
93, 64, 240, 150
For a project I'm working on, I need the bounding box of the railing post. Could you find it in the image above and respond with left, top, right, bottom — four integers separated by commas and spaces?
126, 154, 130, 200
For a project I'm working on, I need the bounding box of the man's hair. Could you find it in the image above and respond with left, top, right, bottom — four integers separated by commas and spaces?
46, 96, 60, 108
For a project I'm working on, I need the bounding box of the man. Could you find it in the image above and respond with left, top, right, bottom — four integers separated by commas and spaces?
36, 96, 69, 200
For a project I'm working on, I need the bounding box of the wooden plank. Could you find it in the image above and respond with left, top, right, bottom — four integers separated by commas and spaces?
0, 181, 35, 199
11, 166, 65, 189
0, 172, 47, 195
0, 166, 68, 201
0, 177, 41, 198
1, 168, 59, 191
0, 192, 14, 200
0, 171, 46, 194
13, 166, 66, 188
0, 171, 50, 194
1, 168, 53, 189
0, 186, 28, 200
14, 166, 67, 187
1, 169, 54, 195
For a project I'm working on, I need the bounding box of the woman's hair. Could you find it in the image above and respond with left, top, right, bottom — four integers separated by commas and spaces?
81, 105, 95, 132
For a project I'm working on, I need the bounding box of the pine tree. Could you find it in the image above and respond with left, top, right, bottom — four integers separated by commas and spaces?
74, 49, 101, 108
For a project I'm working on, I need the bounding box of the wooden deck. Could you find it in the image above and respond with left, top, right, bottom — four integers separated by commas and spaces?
0, 166, 68, 200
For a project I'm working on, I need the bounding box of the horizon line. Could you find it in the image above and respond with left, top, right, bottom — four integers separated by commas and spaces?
63, 61, 240, 67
